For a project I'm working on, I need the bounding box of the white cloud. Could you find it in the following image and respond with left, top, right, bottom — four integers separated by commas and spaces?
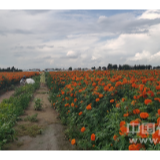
67, 50, 76, 56
137, 10, 160, 20
1, 10, 160, 69
47, 59, 54, 65
126, 50, 160, 65
127, 50, 151, 61
98, 15, 108, 23
91, 56, 97, 60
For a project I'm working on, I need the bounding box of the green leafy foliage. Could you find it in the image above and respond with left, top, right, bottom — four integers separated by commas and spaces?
24, 113, 38, 122
34, 98, 42, 110
0, 75, 40, 149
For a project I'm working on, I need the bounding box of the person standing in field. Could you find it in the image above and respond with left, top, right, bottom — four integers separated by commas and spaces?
40, 70, 45, 86
20, 75, 26, 85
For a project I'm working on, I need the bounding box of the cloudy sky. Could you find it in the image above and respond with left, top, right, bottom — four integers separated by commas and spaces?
1, 9, 160, 70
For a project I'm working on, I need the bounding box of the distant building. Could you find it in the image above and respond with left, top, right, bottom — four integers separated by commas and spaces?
45, 68, 55, 72
28, 68, 40, 72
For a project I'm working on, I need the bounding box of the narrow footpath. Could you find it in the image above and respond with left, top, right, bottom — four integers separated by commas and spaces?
2, 74, 76, 150
0, 84, 21, 103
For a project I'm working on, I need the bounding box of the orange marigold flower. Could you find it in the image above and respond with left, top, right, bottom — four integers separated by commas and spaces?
71, 102, 74, 107
81, 127, 86, 133
128, 144, 137, 151
86, 104, 92, 110
79, 111, 82, 116
156, 86, 160, 90
140, 112, 149, 119
65, 97, 69, 100
130, 119, 140, 127
131, 100, 136, 105
108, 86, 114, 92
113, 135, 118, 141
123, 113, 129, 117
71, 139, 76, 145
104, 86, 109, 91
120, 121, 126, 127
147, 90, 154, 97
96, 98, 100, 102
133, 109, 140, 114
157, 117, 160, 125
91, 133, 96, 141
135, 118, 141, 123
116, 103, 120, 108
122, 98, 125, 102
133, 95, 137, 100
92, 82, 96, 87
107, 83, 111, 87
154, 98, 160, 102
110, 99, 114, 103
65, 103, 69, 107
152, 130, 160, 145
137, 129, 149, 138
158, 109, 160, 115
99, 94, 103, 98
74, 98, 77, 102
119, 126, 128, 136
144, 99, 152, 105
129, 143, 145, 150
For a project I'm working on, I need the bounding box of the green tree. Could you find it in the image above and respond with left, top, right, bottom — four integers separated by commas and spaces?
107, 63, 112, 70
112, 64, 117, 70
91, 66, 95, 70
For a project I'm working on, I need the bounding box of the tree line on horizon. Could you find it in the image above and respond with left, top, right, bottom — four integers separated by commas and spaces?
0, 66, 22, 72
69, 64, 159, 71
45, 64, 160, 71
1, 64, 160, 72
91, 64, 158, 70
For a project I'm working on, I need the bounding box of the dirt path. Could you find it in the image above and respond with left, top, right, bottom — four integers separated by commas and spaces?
0, 90, 15, 104
3, 84, 76, 150
0, 84, 21, 104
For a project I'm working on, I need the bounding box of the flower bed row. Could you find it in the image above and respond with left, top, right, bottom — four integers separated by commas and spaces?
0, 75, 40, 149
0, 72, 40, 91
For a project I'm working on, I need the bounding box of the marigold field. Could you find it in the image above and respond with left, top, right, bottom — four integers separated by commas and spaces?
0, 72, 39, 90
46, 70, 160, 150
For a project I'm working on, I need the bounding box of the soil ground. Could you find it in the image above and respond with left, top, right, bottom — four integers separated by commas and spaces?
0, 90, 15, 104
0, 83, 22, 103
1, 84, 76, 150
